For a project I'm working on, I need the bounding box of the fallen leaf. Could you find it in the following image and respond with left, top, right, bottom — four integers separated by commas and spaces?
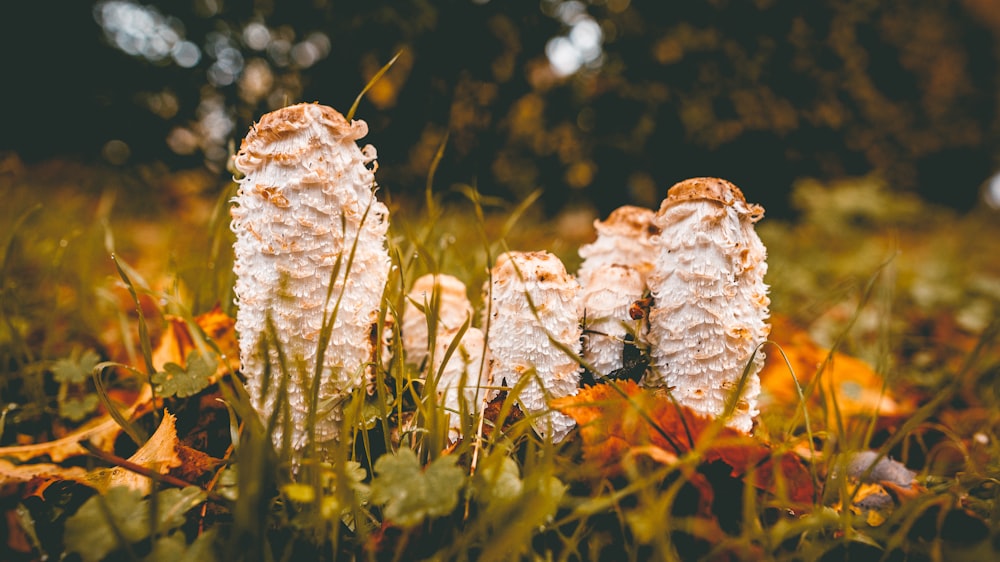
151, 306, 239, 380
759, 315, 914, 420
86, 410, 182, 494
553, 381, 816, 504
0, 460, 89, 486
0, 385, 152, 463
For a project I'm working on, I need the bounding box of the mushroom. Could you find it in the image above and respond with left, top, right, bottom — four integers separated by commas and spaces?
402, 273, 490, 440
230, 102, 391, 454
577, 205, 658, 288
430, 326, 490, 441
580, 264, 646, 377
643, 178, 770, 434
483, 251, 582, 442
402, 273, 475, 369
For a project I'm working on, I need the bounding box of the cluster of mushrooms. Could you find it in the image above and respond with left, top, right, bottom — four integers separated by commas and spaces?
231, 103, 770, 456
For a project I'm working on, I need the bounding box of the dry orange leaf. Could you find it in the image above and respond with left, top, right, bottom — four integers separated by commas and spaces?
85, 410, 182, 494
151, 305, 239, 379
553, 381, 815, 504
759, 315, 914, 420
0, 385, 151, 463
0, 459, 89, 486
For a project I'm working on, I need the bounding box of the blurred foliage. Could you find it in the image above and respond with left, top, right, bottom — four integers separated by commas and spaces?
2, 0, 998, 217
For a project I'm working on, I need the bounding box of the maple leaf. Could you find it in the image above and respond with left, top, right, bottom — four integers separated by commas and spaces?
153, 350, 216, 398
553, 381, 816, 504
370, 448, 465, 527
63, 485, 206, 562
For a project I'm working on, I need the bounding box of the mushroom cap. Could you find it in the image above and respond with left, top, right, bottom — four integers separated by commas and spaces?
594, 205, 659, 238
493, 250, 574, 287
403, 273, 474, 367
234, 103, 369, 174
659, 177, 764, 222
409, 273, 470, 307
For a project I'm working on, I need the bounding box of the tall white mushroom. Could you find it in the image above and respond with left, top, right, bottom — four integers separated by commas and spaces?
230, 102, 391, 454
643, 177, 770, 434
484, 251, 582, 442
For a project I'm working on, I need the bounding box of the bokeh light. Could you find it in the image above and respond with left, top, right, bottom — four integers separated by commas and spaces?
543, 0, 604, 77
94, 0, 200, 67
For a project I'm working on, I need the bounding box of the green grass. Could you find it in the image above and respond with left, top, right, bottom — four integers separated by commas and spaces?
1, 158, 999, 561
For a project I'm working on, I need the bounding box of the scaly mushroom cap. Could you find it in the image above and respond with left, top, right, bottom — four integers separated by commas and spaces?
658, 177, 764, 223
578, 205, 658, 286
231, 102, 391, 453
644, 177, 770, 433
484, 251, 582, 442
402, 274, 474, 368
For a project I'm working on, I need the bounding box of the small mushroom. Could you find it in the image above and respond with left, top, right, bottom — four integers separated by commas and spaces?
580, 264, 646, 377
483, 251, 582, 442
230, 102, 391, 454
430, 326, 491, 441
643, 178, 770, 434
402, 273, 474, 369
577, 205, 658, 288
402, 274, 490, 441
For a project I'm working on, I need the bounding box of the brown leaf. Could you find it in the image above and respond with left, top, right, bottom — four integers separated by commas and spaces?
0, 385, 152, 463
553, 381, 816, 504
85, 410, 182, 494
759, 315, 914, 421
151, 305, 239, 379
0, 459, 89, 486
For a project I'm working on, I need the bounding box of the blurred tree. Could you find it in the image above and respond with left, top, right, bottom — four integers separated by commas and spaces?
0, 0, 996, 216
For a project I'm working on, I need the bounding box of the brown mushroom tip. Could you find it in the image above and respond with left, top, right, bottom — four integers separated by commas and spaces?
235, 103, 369, 172
597, 205, 659, 236
659, 177, 764, 221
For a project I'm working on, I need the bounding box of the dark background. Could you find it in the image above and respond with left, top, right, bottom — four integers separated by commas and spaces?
2, 0, 998, 218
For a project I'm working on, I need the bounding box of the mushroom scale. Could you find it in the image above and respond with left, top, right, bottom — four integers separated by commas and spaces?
403, 274, 490, 441
402, 273, 475, 369
577, 205, 658, 288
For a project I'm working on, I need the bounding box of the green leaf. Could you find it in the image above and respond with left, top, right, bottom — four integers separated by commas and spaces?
52, 348, 101, 384
152, 350, 215, 398
370, 448, 465, 527
144, 529, 218, 562
64, 486, 207, 562
473, 456, 523, 507
59, 394, 99, 422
